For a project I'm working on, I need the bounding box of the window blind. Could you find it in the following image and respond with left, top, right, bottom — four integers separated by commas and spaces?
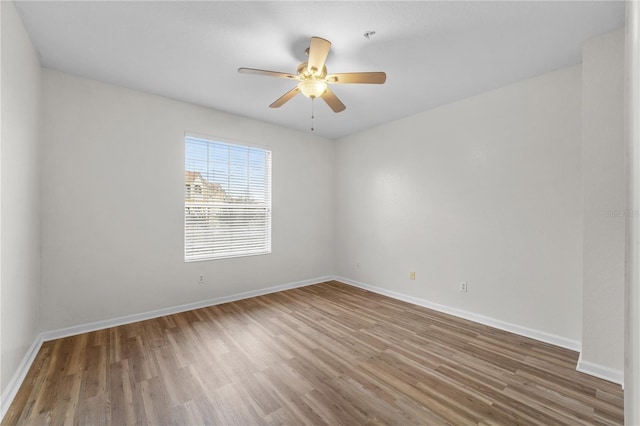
185, 136, 272, 261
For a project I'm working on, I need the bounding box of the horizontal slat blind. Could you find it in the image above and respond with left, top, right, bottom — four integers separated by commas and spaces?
185, 136, 271, 261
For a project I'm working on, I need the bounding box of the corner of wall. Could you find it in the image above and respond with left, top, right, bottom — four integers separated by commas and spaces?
0, 0, 44, 411
581, 28, 626, 375
576, 352, 624, 386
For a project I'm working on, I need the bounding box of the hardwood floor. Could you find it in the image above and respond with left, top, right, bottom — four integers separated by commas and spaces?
4, 281, 623, 425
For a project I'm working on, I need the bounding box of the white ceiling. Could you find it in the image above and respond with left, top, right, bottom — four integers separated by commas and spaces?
15, 1, 625, 139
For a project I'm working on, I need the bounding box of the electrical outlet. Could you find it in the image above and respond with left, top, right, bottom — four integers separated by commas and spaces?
198, 274, 205, 284
409, 271, 416, 280
460, 282, 467, 292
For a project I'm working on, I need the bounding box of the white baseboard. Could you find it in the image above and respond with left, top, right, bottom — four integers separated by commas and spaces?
334, 275, 581, 351
41, 276, 332, 342
0, 275, 331, 421
1, 337, 43, 420
334, 276, 625, 386
2, 274, 623, 421
577, 353, 624, 386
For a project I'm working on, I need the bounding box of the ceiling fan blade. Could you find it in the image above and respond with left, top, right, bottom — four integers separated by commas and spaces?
321, 88, 346, 113
326, 72, 387, 84
238, 67, 298, 80
270, 87, 301, 108
307, 37, 331, 75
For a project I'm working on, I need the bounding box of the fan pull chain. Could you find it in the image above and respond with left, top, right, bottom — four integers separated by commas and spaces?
310, 98, 315, 131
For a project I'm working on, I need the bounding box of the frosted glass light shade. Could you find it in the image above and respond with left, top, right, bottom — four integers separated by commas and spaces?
298, 80, 327, 99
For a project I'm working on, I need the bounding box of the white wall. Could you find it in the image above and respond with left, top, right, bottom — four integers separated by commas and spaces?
0, 0, 42, 393
40, 69, 334, 331
581, 30, 625, 375
625, 1, 640, 421
335, 65, 583, 344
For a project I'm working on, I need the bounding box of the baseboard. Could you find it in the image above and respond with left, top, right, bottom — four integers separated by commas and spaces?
0, 337, 43, 420
577, 353, 624, 386
41, 276, 332, 342
1, 275, 331, 421
334, 276, 627, 386
333, 276, 582, 352
2, 274, 623, 421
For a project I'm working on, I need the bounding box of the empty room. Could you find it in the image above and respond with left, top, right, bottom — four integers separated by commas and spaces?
2, 1, 639, 425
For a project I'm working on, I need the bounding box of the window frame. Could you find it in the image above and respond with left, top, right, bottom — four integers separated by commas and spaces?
184, 133, 272, 262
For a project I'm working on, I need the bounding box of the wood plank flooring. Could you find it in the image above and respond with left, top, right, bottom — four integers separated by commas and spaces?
4, 281, 624, 425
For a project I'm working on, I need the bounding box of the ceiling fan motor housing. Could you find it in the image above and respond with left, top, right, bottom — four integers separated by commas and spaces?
297, 62, 328, 98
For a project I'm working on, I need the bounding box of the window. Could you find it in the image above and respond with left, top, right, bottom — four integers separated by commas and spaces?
184, 135, 272, 261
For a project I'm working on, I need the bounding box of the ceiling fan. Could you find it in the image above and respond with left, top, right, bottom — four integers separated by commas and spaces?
238, 36, 386, 113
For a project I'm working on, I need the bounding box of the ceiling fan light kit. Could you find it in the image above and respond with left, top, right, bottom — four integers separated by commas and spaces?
238, 36, 387, 122
298, 79, 327, 98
